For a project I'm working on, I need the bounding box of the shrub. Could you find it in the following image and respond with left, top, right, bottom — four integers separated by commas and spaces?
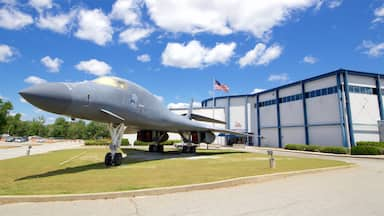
84, 139, 110, 146
121, 138, 129, 146
304, 145, 321, 152
356, 141, 384, 148
284, 144, 306, 151
351, 146, 382, 155
319, 146, 347, 154
133, 140, 182, 146
285, 144, 347, 154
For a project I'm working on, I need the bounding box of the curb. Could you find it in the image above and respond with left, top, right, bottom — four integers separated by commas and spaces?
0, 164, 355, 204
240, 146, 384, 160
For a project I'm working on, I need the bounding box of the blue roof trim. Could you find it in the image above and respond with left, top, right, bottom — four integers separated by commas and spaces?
201, 69, 384, 104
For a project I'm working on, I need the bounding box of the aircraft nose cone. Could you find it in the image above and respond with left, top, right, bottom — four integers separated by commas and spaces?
19, 83, 72, 115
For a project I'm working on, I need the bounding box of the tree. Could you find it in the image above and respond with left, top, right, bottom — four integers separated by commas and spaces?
48, 117, 69, 138
0, 99, 13, 134
86, 121, 109, 139
28, 116, 47, 137
67, 120, 87, 139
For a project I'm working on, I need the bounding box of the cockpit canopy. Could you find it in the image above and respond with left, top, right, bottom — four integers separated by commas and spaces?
92, 77, 128, 89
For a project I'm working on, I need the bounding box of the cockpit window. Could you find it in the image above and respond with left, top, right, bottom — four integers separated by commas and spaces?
92, 77, 127, 89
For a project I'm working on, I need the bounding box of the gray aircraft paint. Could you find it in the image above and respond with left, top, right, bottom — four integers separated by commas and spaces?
19, 77, 239, 136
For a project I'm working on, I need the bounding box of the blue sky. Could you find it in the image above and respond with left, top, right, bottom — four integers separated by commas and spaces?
0, 0, 384, 123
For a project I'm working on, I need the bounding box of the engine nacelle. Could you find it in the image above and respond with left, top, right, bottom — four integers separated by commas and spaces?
191, 131, 216, 144
137, 130, 169, 143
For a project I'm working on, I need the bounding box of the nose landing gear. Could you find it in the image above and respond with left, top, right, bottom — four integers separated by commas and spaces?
105, 123, 126, 167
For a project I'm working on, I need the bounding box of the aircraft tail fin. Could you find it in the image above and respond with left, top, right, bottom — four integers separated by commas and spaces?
186, 98, 193, 120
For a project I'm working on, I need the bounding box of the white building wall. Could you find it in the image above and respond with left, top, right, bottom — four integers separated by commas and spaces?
259, 106, 277, 127
305, 76, 336, 91
260, 128, 278, 147
306, 95, 340, 124
281, 127, 305, 145
308, 126, 343, 146
229, 97, 246, 131
280, 101, 303, 126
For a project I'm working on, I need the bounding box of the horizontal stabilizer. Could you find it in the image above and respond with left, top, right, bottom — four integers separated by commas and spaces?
100, 109, 125, 122
182, 113, 226, 124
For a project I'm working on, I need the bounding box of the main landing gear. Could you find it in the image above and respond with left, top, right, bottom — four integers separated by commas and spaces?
105, 123, 126, 167
148, 144, 164, 153
179, 132, 197, 153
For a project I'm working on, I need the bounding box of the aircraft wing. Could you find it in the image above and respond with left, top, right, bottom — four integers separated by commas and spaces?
208, 127, 252, 137
181, 113, 226, 124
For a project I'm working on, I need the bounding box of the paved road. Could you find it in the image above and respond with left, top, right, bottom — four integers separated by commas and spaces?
0, 150, 383, 216
0, 141, 83, 160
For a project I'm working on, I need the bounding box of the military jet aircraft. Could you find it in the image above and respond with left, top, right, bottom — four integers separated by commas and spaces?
19, 76, 243, 166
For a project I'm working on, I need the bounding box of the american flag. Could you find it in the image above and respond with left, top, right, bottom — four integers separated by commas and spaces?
214, 80, 229, 92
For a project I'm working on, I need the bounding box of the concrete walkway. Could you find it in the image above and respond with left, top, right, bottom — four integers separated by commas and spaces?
0, 141, 83, 160
0, 149, 383, 216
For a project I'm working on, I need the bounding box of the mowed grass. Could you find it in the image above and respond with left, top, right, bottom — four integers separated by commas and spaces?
0, 148, 348, 195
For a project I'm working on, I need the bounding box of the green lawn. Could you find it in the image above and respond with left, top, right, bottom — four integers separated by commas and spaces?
0, 148, 348, 195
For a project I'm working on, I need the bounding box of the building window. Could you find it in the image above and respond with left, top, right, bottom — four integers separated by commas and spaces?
349, 85, 375, 95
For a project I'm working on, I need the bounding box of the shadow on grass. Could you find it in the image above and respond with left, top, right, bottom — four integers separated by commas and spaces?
16, 148, 245, 181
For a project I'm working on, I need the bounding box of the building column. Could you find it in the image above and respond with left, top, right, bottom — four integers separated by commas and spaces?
343, 70, 356, 147
336, 72, 348, 148
376, 75, 384, 120
244, 96, 249, 145
226, 97, 230, 145
301, 81, 309, 145
256, 94, 261, 147
276, 89, 282, 148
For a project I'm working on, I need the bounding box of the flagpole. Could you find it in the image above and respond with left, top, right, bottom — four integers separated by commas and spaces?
212, 77, 215, 148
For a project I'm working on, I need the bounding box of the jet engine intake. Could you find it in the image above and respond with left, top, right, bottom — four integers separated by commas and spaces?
137, 130, 169, 143
191, 131, 215, 144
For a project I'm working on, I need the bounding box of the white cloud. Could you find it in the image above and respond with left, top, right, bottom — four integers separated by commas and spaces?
110, 0, 142, 26
119, 27, 153, 50
162, 40, 236, 68
204, 42, 236, 64
75, 59, 112, 76
37, 11, 76, 33
167, 102, 201, 109
1, 0, 17, 5
29, 0, 52, 12
0, 7, 33, 30
145, 0, 317, 39
251, 88, 265, 94
40, 56, 63, 72
268, 73, 289, 82
239, 43, 282, 67
328, 0, 342, 9
137, 54, 151, 62
360, 40, 384, 57
373, 5, 384, 23
0, 44, 15, 62
303, 55, 318, 64
75, 9, 113, 46
24, 76, 47, 85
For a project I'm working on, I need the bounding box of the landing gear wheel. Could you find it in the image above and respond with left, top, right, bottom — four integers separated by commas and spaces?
158, 145, 164, 153
105, 152, 113, 167
114, 153, 122, 166
182, 146, 196, 153
149, 144, 164, 153
149, 145, 154, 152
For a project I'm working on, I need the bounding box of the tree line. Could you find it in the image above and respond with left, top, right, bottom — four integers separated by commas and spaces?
0, 99, 109, 139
